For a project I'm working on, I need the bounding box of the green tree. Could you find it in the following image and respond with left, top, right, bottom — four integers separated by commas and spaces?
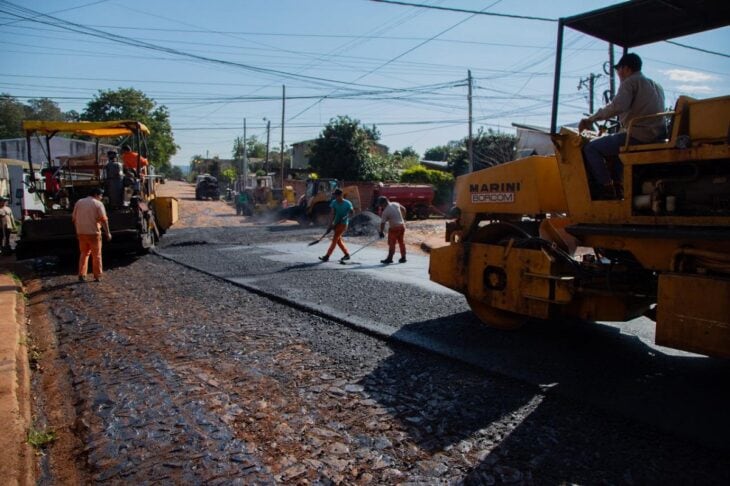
399, 146, 419, 159
309, 115, 383, 181
424, 145, 451, 161
400, 165, 454, 206
246, 135, 267, 158
0, 94, 68, 138
448, 128, 517, 176
82, 88, 178, 171
0, 94, 25, 138
25, 98, 64, 121
232, 136, 246, 159
360, 154, 400, 182
166, 165, 184, 180
221, 167, 237, 184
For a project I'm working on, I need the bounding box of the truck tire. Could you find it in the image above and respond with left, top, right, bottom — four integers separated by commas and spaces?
415, 205, 430, 220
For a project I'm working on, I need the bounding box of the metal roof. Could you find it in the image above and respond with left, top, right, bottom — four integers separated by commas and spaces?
22, 120, 150, 137
563, 0, 730, 48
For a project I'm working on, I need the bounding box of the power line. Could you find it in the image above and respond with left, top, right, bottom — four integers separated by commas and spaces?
0, 0, 110, 27
288, 0, 502, 122
370, 0, 556, 22
0, 1, 407, 92
665, 40, 730, 59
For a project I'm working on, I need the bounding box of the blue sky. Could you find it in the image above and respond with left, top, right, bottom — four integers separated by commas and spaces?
1, 0, 728, 167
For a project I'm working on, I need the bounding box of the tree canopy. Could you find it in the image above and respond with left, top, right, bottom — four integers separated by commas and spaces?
82, 88, 177, 172
308, 115, 382, 181
424, 144, 452, 162
0, 94, 68, 138
400, 165, 454, 206
447, 128, 517, 176
397, 146, 419, 159
232, 135, 267, 160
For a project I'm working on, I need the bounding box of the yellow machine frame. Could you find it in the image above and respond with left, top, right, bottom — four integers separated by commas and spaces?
429, 2, 730, 358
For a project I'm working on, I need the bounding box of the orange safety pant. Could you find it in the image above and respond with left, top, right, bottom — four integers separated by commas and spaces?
77, 233, 103, 278
387, 225, 406, 258
326, 223, 349, 258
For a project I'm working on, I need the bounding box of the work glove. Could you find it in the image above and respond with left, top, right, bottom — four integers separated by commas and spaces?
379, 231, 385, 239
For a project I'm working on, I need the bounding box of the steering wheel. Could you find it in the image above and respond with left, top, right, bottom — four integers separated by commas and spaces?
597, 118, 620, 134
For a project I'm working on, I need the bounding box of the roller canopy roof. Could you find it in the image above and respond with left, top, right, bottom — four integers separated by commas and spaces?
563, 0, 730, 48
22, 120, 150, 138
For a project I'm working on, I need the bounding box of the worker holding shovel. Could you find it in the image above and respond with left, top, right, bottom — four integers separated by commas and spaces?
318, 188, 353, 262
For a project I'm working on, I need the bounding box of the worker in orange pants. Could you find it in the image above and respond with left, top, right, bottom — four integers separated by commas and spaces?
318, 188, 354, 262
72, 188, 112, 281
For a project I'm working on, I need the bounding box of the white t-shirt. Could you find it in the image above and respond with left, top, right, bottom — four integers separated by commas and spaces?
381, 202, 405, 228
72, 197, 108, 235
0, 205, 14, 229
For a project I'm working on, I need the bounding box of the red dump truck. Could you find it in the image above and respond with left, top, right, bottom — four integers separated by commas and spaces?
371, 183, 434, 219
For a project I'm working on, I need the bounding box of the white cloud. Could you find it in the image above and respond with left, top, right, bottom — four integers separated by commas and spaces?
662, 69, 718, 83
676, 84, 714, 94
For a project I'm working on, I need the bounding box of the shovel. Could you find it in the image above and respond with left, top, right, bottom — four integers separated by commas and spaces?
307, 226, 333, 246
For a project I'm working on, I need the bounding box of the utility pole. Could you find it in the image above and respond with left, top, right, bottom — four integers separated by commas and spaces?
467, 69, 473, 173
608, 43, 616, 101
280, 85, 285, 189
242, 118, 248, 187
578, 73, 601, 114
264, 119, 271, 173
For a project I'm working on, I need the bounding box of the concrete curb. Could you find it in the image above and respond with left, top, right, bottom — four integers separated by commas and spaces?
0, 273, 34, 485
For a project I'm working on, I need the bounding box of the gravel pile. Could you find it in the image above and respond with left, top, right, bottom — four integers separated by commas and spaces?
347, 211, 382, 236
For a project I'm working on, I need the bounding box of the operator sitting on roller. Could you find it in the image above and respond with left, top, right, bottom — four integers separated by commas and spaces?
121, 144, 149, 177
578, 53, 666, 199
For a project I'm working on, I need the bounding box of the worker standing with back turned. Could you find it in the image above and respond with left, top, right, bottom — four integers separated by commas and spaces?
72, 188, 112, 282
319, 188, 353, 263
378, 196, 407, 264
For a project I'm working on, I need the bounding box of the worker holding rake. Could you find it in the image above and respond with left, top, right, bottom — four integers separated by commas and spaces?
378, 196, 407, 264
318, 188, 353, 262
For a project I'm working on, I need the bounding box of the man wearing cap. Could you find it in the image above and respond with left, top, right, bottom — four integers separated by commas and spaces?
377, 196, 407, 264
579, 53, 666, 199
318, 188, 353, 262
72, 188, 112, 281
0, 196, 16, 255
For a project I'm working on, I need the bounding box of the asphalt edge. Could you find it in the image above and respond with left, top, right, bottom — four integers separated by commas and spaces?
0, 272, 34, 486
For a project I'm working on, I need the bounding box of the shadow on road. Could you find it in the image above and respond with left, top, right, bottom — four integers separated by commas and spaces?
357, 311, 730, 481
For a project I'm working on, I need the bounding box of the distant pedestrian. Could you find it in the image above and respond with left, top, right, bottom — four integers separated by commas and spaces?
236, 190, 252, 216
378, 196, 407, 264
319, 188, 353, 262
72, 188, 111, 282
0, 196, 16, 254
